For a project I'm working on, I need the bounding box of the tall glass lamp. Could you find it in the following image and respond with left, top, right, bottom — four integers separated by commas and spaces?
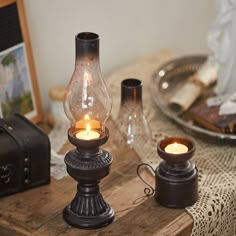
63, 32, 114, 229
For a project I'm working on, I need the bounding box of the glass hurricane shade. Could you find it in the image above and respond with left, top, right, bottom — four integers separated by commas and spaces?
116, 79, 151, 149
63, 32, 112, 134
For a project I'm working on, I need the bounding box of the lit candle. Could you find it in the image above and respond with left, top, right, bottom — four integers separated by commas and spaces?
76, 124, 100, 140
75, 115, 101, 130
164, 142, 188, 154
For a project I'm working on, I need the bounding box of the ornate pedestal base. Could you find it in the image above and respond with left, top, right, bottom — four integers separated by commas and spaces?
63, 128, 115, 229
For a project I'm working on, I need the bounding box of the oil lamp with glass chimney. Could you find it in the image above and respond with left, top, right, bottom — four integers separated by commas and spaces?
63, 32, 115, 229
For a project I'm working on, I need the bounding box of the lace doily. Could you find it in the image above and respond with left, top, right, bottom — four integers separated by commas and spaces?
48, 122, 69, 179
106, 49, 236, 236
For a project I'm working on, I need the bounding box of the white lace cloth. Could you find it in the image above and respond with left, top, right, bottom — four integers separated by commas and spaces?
106, 50, 236, 236
49, 122, 68, 179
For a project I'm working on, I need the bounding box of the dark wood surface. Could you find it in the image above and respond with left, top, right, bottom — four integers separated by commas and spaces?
0, 119, 193, 236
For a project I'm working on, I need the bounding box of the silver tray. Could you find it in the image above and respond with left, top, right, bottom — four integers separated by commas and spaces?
152, 55, 236, 144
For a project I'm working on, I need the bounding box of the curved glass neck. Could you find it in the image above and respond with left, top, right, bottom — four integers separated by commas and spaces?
74, 56, 101, 73
75, 32, 101, 75
64, 32, 112, 134
76, 32, 99, 61
121, 79, 143, 107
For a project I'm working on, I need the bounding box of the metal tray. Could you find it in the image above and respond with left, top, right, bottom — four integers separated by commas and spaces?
151, 55, 236, 144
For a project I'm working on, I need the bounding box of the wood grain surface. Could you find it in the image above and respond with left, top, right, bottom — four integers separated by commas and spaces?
0, 120, 193, 236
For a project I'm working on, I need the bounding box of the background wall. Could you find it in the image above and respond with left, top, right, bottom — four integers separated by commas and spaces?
23, 0, 215, 111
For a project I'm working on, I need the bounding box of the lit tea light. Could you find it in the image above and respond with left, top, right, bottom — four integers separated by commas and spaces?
164, 142, 188, 154
76, 124, 100, 140
76, 115, 101, 130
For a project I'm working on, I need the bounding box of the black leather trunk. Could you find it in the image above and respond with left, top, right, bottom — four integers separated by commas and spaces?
0, 114, 50, 197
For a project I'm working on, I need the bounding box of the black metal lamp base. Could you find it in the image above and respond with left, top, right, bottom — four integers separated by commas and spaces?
63, 203, 114, 229
155, 161, 198, 208
63, 128, 115, 229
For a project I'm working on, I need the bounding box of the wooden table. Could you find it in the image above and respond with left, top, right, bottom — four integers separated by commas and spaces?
0, 120, 193, 236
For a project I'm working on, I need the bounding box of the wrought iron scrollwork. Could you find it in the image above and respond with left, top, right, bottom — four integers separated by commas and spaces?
137, 163, 155, 197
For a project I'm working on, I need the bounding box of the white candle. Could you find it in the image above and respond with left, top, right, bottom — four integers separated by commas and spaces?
164, 142, 188, 154
75, 124, 100, 140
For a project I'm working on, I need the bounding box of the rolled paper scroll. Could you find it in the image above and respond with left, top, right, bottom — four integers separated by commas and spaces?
169, 58, 219, 113
169, 81, 203, 113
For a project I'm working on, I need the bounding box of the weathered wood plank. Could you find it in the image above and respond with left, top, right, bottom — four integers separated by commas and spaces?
0, 218, 32, 236
35, 172, 154, 236
0, 178, 74, 232
58, 198, 186, 236
153, 213, 193, 236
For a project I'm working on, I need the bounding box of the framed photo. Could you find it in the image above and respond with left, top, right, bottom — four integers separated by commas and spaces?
0, 0, 43, 123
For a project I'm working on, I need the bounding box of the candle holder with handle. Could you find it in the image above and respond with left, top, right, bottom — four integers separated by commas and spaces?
137, 137, 198, 208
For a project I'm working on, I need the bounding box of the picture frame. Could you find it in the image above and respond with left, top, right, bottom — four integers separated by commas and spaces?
0, 0, 43, 123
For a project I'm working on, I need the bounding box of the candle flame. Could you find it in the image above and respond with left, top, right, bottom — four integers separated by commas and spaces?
84, 114, 90, 120
173, 142, 178, 148
86, 124, 91, 133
